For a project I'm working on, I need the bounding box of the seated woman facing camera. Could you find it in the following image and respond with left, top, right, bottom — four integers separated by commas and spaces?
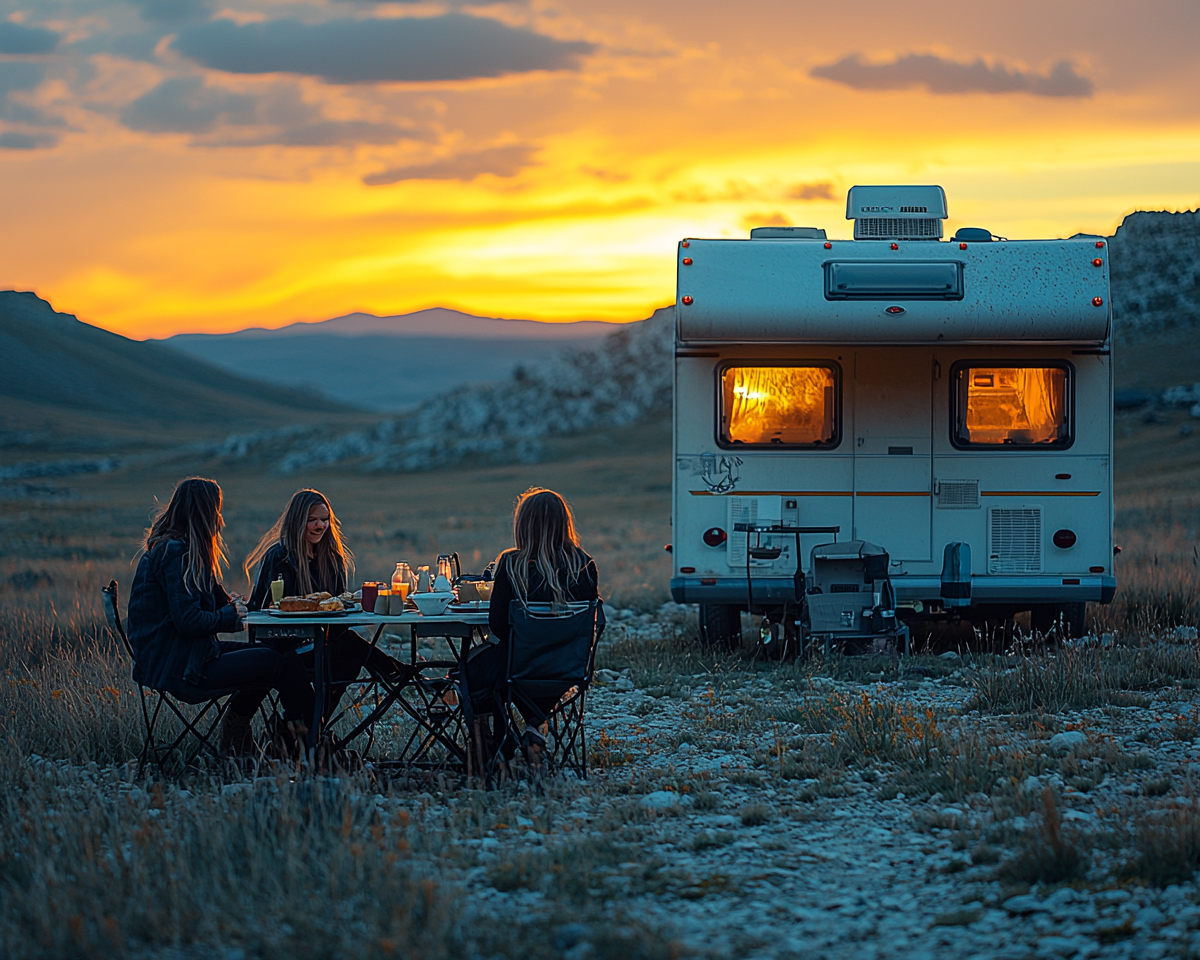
466, 487, 602, 762
127, 477, 314, 757
246, 489, 408, 716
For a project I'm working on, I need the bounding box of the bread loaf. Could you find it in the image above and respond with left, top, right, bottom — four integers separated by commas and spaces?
279, 597, 318, 612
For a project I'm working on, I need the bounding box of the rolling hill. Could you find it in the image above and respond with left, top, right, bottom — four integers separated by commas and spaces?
0, 291, 356, 441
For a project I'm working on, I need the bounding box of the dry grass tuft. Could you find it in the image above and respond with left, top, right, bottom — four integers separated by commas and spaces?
996, 788, 1087, 885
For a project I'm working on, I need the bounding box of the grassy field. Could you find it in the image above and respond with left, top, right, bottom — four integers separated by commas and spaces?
5, 402, 1200, 957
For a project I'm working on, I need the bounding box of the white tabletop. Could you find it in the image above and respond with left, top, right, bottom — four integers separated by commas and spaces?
245, 609, 490, 627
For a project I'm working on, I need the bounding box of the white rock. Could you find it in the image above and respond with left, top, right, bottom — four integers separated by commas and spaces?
641, 790, 682, 810
615, 677, 636, 692
1048, 730, 1088, 753
1003, 894, 1049, 915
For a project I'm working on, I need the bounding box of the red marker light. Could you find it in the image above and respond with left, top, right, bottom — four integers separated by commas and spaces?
1095, 240, 1105, 248
681, 296, 693, 305
1090, 566, 1105, 573
890, 243, 899, 250
1093, 258, 1103, 267
1052, 529, 1077, 549
682, 240, 690, 248
680, 566, 695, 573
885, 306, 905, 314
960, 242, 968, 250
823, 241, 832, 249
1092, 296, 1104, 307
682, 257, 693, 265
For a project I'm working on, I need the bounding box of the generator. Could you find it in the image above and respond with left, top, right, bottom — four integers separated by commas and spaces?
805, 540, 910, 655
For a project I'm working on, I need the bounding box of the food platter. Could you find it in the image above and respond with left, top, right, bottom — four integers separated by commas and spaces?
447, 601, 487, 611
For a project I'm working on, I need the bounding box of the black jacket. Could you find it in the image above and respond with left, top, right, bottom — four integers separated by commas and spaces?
487, 551, 602, 643
248, 542, 347, 611
127, 540, 240, 693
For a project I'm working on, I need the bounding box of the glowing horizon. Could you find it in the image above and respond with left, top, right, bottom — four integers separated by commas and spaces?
1, 0, 1197, 340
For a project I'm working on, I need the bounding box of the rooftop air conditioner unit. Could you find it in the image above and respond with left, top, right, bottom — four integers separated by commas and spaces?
847, 184, 947, 241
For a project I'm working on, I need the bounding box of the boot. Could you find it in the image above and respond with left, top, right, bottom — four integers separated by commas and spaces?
219, 711, 254, 758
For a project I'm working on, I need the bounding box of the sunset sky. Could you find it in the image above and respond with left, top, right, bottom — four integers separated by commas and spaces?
1, 0, 1198, 339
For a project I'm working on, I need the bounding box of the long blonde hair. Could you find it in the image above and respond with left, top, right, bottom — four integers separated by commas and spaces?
144, 477, 227, 594
498, 487, 586, 605
244, 488, 352, 596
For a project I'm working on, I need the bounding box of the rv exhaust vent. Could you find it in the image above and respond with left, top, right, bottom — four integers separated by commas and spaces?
936, 480, 980, 509
854, 217, 943, 240
988, 507, 1042, 574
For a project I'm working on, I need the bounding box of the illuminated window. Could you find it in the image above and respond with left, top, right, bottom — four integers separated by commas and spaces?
953, 364, 1071, 448
720, 364, 838, 447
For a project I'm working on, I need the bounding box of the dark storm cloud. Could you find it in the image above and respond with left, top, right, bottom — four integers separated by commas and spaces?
121, 76, 416, 146
129, 0, 215, 24
811, 53, 1094, 98
172, 14, 594, 84
787, 181, 835, 201
121, 77, 256, 133
0, 22, 61, 55
0, 130, 57, 149
363, 144, 534, 184
0, 61, 45, 96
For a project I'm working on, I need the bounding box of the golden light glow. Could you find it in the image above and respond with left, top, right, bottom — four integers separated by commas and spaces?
722, 365, 836, 445
0, 2, 1197, 338
958, 366, 1067, 446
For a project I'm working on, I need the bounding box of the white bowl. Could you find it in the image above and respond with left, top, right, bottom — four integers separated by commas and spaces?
412, 592, 454, 616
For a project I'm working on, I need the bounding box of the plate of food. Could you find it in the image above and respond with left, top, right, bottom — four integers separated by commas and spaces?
268, 592, 355, 617
448, 600, 487, 611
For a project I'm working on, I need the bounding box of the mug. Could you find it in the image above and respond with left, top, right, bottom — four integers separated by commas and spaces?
389, 593, 407, 616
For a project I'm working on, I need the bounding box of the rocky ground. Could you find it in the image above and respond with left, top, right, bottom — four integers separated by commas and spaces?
7, 607, 1200, 959
349, 606, 1200, 960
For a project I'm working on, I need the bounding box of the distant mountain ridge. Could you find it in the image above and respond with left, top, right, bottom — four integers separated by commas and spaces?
161, 308, 620, 411
180, 307, 619, 340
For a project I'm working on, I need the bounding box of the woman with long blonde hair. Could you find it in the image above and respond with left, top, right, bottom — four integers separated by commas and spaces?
127, 477, 314, 756
466, 487, 601, 758
246, 489, 407, 712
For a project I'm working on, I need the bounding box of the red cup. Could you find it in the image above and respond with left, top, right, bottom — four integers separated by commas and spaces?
361, 582, 379, 615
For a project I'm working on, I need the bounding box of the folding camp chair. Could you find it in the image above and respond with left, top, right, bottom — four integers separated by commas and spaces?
467, 599, 601, 781
102, 580, 237, 774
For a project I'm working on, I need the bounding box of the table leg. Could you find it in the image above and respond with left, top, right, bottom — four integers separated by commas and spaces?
309, 625, 328, 751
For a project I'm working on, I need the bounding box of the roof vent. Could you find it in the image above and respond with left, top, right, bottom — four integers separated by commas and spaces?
846, 185, 946, 241
750, 226, 827, 240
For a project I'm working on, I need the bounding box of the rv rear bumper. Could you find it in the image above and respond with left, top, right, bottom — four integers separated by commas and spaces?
670, 575, 1117, 606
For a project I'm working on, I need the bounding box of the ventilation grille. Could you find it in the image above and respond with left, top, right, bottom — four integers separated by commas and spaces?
937, 479, 980, 509
854, 217, 943, 240
899, 205, 928, 213
988, 507, 1042, 574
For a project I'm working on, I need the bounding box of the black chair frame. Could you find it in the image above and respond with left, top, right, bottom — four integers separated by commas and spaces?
102, 580, 239, 774
468, 599, 601, 783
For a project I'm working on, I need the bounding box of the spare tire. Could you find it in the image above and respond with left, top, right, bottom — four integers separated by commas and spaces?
698, 604, 741, 649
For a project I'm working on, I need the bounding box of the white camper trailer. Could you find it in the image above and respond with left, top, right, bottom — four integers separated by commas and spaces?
670, 185, 1115, 651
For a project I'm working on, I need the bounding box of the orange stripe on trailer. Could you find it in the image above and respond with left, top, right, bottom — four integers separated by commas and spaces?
981, 491, 1101, 497
688, 490, 852, 497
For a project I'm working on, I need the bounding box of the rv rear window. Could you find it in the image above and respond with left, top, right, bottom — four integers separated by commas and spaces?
824, 261, 964, 300
719, 364, 839, 448
952, 363, 1072, 449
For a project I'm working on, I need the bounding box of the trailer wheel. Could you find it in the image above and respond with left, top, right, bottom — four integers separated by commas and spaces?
698, 604, 741, 650
1030, 603, 1088, 639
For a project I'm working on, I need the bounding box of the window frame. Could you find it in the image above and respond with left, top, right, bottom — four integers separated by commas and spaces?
949, 359, 1075, 451
714, 360, 843, 451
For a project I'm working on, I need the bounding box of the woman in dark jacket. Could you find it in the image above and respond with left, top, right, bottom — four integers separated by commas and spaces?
127, 477, 314, 756
245, 489, 407, 715
466, 487, 601, 759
